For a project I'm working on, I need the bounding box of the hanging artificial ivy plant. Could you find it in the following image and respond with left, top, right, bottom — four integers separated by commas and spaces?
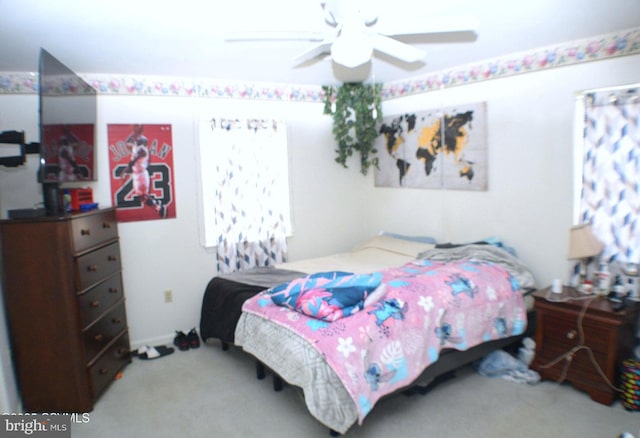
322, 82, 382, 175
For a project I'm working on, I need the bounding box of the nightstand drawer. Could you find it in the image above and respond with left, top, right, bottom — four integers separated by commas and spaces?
538, 342, 608, 382
78, 273, 124, 328
83, 303, 128, 363
71, 210, 118, 254
539, 313, 611, 354
76, 242, 121, 291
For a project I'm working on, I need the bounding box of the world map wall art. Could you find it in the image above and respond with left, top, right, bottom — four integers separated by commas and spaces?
374, 102, 487, 191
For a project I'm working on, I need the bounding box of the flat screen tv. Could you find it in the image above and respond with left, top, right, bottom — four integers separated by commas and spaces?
38, 49, 97, 214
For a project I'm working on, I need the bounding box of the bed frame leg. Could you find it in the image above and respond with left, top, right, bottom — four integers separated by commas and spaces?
255, 361, 266, 380
272, 375, 283, 392
221, 342, 229, 351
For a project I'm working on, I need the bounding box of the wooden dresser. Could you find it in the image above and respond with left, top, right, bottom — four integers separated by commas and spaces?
531, 287, 638, 405
0, 207, 131, 413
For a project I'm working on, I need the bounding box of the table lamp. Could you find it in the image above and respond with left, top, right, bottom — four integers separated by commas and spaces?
567, 224, 604, 286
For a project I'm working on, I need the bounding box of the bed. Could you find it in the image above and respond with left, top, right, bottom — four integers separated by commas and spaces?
199, 234, 437, 348
199, 235, 536, 435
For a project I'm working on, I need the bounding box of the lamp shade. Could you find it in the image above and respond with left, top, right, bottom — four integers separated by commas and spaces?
567, 224, 604, 260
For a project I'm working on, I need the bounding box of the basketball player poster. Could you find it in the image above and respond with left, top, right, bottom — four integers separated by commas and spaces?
41, 124, 95, 182
107, 124, 176, 222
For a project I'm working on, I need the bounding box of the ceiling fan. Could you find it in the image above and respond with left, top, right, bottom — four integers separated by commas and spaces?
225, 0, 478, 69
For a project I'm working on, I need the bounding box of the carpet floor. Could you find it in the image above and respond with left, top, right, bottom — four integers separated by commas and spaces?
71, 342, 639, 438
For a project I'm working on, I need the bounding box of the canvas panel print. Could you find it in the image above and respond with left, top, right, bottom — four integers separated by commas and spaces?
108, 124, 176, 222
374, 102, 487, 191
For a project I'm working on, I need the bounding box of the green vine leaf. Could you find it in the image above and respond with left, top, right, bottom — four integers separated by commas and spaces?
323, 82, 383, 175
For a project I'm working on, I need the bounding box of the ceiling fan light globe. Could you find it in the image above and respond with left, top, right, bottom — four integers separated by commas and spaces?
331, 36, 372, 68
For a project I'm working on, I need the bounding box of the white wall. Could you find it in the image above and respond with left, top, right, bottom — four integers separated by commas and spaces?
0, 94, 374, 347
377, 55, 640, 287
96, 95, 374, 345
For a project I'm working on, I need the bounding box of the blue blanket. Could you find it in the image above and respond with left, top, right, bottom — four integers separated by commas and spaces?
267, 271, 384, 321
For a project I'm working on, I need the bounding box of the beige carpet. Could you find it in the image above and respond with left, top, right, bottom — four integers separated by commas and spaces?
71, 342, 639, 437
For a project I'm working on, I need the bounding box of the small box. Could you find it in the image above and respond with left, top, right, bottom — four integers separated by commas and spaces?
68, 188, 93, 211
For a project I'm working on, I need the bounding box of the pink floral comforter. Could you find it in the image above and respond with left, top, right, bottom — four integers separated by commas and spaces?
241, 259, 527, 424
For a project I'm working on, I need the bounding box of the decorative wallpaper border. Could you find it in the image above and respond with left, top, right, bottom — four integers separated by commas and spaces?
381, 27, 640, 100
0, 27, 638, 102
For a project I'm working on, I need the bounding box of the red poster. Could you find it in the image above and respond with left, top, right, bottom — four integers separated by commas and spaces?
41, 124, 95, 182
107, 124, 176, 222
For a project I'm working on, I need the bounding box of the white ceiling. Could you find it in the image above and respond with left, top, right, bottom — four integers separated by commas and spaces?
1, 0, 639, 86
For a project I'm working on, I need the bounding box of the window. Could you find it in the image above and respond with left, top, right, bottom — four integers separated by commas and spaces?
198, 118, 292, 273
577, 85, 639, 264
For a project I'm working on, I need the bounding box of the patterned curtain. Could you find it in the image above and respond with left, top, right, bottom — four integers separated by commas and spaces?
206, 118, 291, 273
580, 87, 639, 267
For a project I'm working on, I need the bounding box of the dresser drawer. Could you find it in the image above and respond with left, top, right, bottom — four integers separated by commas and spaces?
76, 242, 121, 291
71, 210, 118, 254
84, 303, 128, 363
78, 273, 124, 328
90, 331, 130, 401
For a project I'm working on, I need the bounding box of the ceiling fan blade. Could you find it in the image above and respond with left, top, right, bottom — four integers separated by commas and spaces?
224, 31, 326, 42
369, 34, 426, 63
292, 38, 335, 65
377, 16, 479, 37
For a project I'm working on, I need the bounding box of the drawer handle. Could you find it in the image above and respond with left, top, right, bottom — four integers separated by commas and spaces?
108, 287, 119, 294
566, 330, 577, 340
102, 223, 112, 229
94, 334, 104, 342
112, 318, 122, 324
87, 265, 98, 272
108, 255, 118, 262
116, 348, 129, 358
80, 229, 91, 236
99, 368, 109, 375
90, 300, 100, 308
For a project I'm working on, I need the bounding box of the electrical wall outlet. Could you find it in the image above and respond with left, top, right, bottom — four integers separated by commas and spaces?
164, 289, 173, 303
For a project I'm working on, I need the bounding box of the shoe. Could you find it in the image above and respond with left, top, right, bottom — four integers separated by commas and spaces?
187, 328, 200, 349
173, 330, 189, 351
136, 345, 175, 360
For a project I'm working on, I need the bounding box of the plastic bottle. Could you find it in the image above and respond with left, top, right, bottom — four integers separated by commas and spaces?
596, 258, 610, 296
612, 275, 626, 297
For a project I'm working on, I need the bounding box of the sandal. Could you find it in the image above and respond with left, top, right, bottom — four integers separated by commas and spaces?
136, 345, 175, 360
174, 331, 189, 351
187, 328, 200, 349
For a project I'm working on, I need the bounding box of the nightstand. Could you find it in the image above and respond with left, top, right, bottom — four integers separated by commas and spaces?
531, 286, 639, 405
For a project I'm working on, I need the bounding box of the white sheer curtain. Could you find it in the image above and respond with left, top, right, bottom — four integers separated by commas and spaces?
579, 86, 639, 267
199, 118, 291, 273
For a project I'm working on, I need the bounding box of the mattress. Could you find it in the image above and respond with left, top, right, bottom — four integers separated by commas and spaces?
199, 235, 436, 344
276, 234, 434, 274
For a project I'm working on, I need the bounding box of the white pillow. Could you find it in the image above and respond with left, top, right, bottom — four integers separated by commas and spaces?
353, 235, 435, 257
